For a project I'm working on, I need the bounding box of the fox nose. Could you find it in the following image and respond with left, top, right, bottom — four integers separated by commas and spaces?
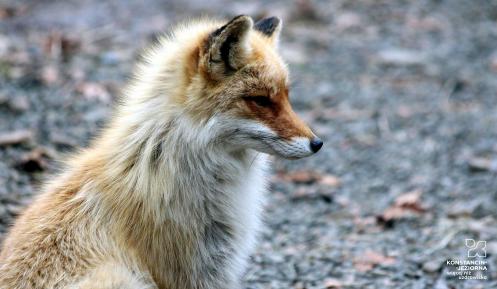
310, 138, 323, 153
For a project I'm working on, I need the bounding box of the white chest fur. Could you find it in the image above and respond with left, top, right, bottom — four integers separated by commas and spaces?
153, 148, 270, 287
220, 153, 268, 278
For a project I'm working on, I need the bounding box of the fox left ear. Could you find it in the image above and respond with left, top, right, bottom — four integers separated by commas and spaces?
254, 17, 282, 45
203, 15, 253, 79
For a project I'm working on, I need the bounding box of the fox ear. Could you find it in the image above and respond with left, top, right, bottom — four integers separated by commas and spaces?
254, 17, 281, 45
204, 15, 253, 79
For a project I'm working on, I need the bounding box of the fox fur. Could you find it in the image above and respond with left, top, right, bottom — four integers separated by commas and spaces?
0, 15, 322, 289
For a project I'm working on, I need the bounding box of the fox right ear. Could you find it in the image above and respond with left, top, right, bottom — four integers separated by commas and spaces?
203, 15, 253, 80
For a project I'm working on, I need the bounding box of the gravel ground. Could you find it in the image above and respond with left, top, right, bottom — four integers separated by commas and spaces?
1, 0, 497, 288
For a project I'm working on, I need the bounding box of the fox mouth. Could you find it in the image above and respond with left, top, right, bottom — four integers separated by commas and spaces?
261, 136, 319, 159
223, 120, 322, 159
242, 130, 320, 159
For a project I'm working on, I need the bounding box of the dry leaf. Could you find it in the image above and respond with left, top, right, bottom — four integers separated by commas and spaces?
0, 130, 33, 146
323, 278, 342, 289
76, 82, 111, 103
468, 157, 497, 172
292, 186, 315, 199
354, 250, 396, 272
0, 7, 15, 19
41, 65, 59, 86
377, 190, 426, 224
277, 170, 341, 187
16, 147, 54, 172
319, 174, 341, 187
380, 206, 407, 221
0, 5, 23, 19
278, 170, 320, 184
44, 32, 80, 59
394, 189, 425, 212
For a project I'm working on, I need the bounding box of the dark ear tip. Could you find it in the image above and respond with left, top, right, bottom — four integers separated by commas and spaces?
254, 16, 282, 36
266, 16, 281, 26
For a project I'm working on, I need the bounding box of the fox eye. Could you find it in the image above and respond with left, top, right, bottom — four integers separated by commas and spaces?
243, 96, 272, 108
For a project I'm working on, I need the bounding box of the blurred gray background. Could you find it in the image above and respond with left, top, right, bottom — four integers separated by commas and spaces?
1, 0, 496, 288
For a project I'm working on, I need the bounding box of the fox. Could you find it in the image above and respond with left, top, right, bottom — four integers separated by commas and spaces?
0, 15, 323, 289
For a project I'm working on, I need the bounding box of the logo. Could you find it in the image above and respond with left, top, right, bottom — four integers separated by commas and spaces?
444, 239, 489, 280
466, 239, 486, 258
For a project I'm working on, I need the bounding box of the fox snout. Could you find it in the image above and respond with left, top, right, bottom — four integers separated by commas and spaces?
257, 98, 323, 159
266, 134, 323, 159
273, 133, 323, 159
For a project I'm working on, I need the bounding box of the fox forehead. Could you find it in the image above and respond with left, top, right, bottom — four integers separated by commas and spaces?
236, 38, 288, 96
238, 64, 288, 96
212, 47, 288, 99
253, 36, 287, 78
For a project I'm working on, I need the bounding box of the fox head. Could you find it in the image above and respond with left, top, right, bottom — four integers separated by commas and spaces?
176, 15, 323, 159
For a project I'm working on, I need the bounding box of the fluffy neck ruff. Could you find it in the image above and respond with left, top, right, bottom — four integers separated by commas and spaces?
71, 100, 267, 286
72, 21, 268, 227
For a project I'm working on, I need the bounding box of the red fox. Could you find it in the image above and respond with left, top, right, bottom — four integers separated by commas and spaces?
0, 15, 322, 289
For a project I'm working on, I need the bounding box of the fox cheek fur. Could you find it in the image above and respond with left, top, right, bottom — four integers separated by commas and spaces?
0, 15, 322, 289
